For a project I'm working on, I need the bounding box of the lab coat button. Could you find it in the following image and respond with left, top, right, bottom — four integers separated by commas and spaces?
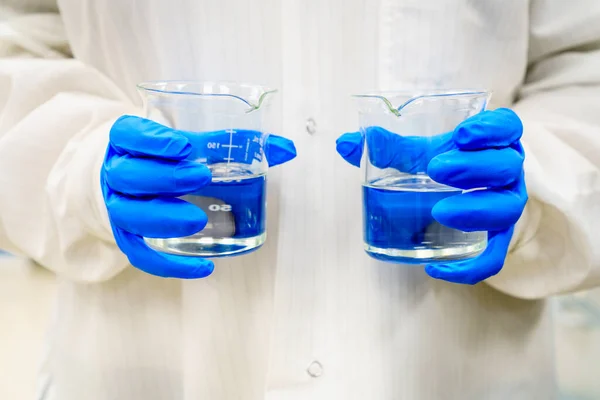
306, 118, 317, 134
306, 360, 323, 378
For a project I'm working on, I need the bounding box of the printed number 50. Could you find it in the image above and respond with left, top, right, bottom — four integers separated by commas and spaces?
208, 204, 232, 212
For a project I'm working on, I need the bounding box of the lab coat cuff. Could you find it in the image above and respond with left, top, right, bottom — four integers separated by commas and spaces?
507, 199, 541, 254
75, 118, 119, 243
486, 115, 600, 299
92, 120, 115, 242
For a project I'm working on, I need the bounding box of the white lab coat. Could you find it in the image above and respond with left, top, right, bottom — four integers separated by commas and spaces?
2, 0, 600, 399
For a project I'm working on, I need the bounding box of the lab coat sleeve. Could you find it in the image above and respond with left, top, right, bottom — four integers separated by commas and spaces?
0, 10, 133, 281
486, 0, 600, 299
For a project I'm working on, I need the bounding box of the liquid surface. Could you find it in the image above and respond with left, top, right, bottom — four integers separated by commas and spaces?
145, 163, 266, 257
363, 174, 486, 264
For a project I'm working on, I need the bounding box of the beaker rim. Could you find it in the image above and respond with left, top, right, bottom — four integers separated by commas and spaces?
352, 88, 492, 116
137, 80, 277, 111
352, 88, 490, 98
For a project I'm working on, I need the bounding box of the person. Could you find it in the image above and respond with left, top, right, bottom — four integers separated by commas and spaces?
1, 0, 600, 399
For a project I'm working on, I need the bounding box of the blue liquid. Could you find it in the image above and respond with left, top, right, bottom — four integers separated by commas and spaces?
145, 165, 266, 257
362, 175, 486, 264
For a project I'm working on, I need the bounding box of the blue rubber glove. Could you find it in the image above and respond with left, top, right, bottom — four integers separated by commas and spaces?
101, 115, 297, 279
336, 108, 528, 284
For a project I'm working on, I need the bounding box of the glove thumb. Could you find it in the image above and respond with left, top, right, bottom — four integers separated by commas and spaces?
265, 134, 297, 167
336, 131, 364, 167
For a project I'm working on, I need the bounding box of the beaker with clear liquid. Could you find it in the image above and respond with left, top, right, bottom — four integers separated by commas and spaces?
355, 90, 491, 264
137, 81, 275, 257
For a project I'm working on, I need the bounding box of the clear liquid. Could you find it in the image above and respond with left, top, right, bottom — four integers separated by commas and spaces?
362, 174, 486, 264
145, 163, 267, 257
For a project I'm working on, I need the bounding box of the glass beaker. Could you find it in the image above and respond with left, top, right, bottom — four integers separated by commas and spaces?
137, 81, 275, 257
355, 90, 491, 264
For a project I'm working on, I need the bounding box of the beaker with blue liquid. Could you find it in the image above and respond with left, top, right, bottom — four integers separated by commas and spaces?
137, 81, 274, 257
355, 90, 491, 264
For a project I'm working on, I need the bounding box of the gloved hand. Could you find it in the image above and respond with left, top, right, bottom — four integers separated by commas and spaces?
336, 108, 527, 284
101, 115, 296, 279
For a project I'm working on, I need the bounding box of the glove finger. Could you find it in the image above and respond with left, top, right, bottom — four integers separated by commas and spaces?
428, 148, 524, 189
106, 192, 208, 238
364, 127, 455, 173
336, 131, 364, 167
265, 134, 297, 167
431, 188, 525, 232
104, 154, 212, 196
454, 108, 523, 150
113, 228, 214, 279
110, 116, 192, 160
424, 228, 513, 285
